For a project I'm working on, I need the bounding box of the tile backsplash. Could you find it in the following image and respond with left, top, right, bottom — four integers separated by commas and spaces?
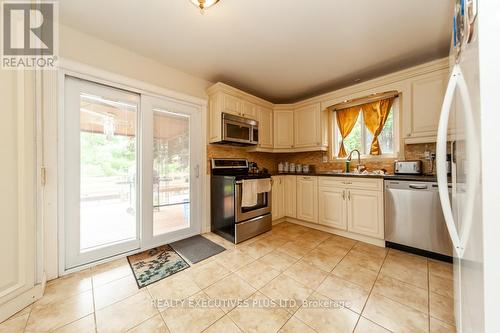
207, 145, 278, 174
207, 143, 438, 175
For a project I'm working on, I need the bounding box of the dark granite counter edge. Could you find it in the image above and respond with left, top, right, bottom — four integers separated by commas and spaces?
271, 172, 438, 182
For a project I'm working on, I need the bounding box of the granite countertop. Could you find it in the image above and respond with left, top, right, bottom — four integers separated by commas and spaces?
272, 171, 438, 182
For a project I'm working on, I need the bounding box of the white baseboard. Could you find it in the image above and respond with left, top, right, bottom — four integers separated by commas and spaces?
0, 278, 45, 323
280, 217, 386, 248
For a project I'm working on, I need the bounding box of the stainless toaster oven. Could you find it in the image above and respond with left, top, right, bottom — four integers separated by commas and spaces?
394, 160, 423, 174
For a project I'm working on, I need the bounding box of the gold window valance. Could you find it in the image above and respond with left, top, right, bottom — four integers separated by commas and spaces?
327, 91, 399, 156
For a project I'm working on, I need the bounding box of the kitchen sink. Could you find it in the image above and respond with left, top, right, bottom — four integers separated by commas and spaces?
318, 170, 386, 177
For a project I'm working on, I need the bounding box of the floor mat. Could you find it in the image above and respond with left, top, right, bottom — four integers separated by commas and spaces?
170, 235, 226, 264
127, 245, 189, 288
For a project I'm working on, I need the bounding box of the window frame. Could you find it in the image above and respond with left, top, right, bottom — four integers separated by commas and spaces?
330, 96, 401, 160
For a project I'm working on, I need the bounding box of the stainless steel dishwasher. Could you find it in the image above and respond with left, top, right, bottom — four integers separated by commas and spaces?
384, 180, 453, 257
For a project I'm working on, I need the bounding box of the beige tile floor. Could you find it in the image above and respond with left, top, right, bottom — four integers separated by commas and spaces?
0, 222, 456, 333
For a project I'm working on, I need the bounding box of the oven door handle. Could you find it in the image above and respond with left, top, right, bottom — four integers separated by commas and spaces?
235, 180, 272, 185
237, 214, 269, 225
235, 182, 272, 193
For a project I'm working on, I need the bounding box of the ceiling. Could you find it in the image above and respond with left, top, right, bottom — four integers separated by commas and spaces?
59, 0, 453, 103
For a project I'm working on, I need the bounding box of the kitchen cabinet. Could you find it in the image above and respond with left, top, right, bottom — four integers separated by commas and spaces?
271, 176, 285, 221
207, 84, 274, 144
347, 188, 384, 239
271, 175, 384, 241
318, 186, 346, 230
208, 95, 222, 142
222, 93, 241, 116
405, 68, 455, 142
296, 176, 318, 223
283, 175, 297, 218
318, 177, 384, 239
294, 103, 322, 148
208, 91, 244, 142
241, 100, 257, 119
273, 109, 294, 149
220, 93, 257, 118
258, 106, 273, 148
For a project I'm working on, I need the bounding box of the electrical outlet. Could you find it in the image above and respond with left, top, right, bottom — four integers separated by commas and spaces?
424, 150, 431, 159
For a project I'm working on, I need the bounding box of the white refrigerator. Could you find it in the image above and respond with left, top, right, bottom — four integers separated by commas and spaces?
436, 1, 497, 332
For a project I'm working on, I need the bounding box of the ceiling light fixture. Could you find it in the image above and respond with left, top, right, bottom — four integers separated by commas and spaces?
189, 0, 220, 13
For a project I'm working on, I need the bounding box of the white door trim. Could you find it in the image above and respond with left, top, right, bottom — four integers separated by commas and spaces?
55, 59, 208, 276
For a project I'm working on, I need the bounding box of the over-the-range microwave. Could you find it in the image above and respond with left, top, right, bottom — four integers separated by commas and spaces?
219, 112, 259, 146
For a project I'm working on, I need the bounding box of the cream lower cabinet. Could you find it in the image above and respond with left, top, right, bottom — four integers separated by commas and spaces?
283, 175, 297, 218
346, 188, 384, 239
318, 186, 347, 230
296, 176, 318, 223
271, 176, 285, 221
318, 177, 384, 240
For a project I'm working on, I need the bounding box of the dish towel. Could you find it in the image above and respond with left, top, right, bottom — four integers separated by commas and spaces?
256, 178, 272, 194
241, 179, 258, 207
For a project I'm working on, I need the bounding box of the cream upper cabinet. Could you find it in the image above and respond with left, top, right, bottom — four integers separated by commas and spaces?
407, 69, 453, 140
271, 176, 285, 221
208, 91, 241, 143
296, 176, 318, 223
346, 188, 384, 239
273, 109, 294, 149
222, 93, 241, 116
258, 106, 273, 148
241, 100, 258, 119
208, 96, 222, 142
283, 175, 297, 218
294, 103, 322, 148
318, 186, 347, 230
207, 84, 273, 144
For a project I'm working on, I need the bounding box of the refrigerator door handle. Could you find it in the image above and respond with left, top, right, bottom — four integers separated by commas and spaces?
436, 64, 480, 258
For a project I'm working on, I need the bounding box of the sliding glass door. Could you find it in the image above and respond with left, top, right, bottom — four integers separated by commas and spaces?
141, 95, 202, 248
64, 77, 141, 269
63, 77, 202, 269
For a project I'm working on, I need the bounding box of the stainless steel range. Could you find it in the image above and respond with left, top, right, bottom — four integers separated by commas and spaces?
210, 159, 272, 244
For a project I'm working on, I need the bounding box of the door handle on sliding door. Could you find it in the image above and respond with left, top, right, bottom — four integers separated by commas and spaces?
195, 164, 200, 178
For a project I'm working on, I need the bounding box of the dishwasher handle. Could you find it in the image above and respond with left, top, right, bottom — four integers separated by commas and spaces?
408, 184, 428, 190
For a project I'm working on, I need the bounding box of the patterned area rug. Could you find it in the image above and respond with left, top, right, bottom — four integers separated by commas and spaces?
127, 245, 190, 288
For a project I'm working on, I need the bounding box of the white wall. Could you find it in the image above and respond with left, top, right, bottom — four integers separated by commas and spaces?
59, 25, 212, 99
44, 25, 212, 280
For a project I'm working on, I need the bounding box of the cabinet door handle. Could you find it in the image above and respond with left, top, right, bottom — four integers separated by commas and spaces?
342, 190, 345, 200
348, 190, 351, 200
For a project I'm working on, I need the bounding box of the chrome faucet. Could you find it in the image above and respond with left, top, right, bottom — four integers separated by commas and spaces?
347, 149, 365, 173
